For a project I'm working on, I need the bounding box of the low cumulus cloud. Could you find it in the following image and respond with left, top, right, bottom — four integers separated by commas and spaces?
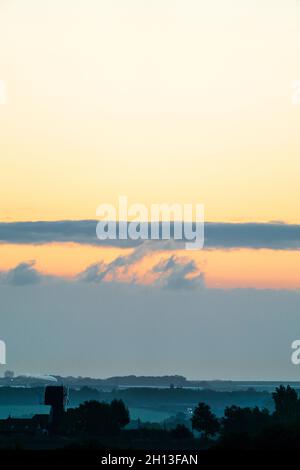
0, 250, 205, 290
0, 261, 56, 286
0, 221, 300, 250
153, 255, 205, 290
0, 260, 42, 286
77, 242, 204, 289
78, 243, 150, 283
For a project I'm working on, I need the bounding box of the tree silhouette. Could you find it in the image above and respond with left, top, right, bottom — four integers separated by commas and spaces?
60, 399, 130, 436
191, 402, 220, 438
272, 385, 300, 423
222, 405, 270, 437
110, 399, 130, 429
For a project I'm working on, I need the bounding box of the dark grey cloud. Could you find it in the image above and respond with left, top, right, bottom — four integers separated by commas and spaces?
0, 220, 102, 245
0, 220, 300, 249
205, 222, 300, 250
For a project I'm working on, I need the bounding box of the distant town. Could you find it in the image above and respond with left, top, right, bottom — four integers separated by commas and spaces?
2, 370, 300, 392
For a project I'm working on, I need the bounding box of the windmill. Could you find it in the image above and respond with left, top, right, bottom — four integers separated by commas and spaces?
44, 385, 68, 433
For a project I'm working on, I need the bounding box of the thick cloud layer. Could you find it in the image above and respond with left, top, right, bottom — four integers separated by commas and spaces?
1, 280, 300, 380
0, 221, 300, 249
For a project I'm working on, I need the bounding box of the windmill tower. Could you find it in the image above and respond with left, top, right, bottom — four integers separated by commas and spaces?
44, 385, 67, 433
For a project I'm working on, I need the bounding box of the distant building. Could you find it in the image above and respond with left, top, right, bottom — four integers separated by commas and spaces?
0, 414, 48, 435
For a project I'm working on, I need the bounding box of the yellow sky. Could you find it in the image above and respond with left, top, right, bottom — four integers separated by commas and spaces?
0, 0, 300, 222
0, 1, 300, 289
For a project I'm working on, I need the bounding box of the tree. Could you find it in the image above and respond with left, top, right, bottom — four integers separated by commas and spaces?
191, 402, 220, 438
60, 399, 130, 436
110, 399, 130, 429
222, 405, 270, 437
272, 385, 300, 423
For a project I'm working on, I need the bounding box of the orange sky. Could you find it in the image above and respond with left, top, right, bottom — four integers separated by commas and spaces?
1, 1, 300, 290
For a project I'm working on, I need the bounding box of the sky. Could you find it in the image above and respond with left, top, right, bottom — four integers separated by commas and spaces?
0, 0, 300, 379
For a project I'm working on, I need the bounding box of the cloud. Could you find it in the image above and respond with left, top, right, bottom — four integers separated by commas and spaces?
0, 261, 57, 286
0, 220, 101, 245
78, 242, 172, 284
0, 261, 42, 285
78, 262, 107, 283
2, 280, 300, 380
78, 243, 205, 289
0, 220, 300, 250
0, 246, 206, 290
0, 254, 205, 290
153, 255, 205, 290
77, 244, 145, 283
205, 222, 300, 250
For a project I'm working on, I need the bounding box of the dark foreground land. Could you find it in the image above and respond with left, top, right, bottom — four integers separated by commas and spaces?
0, 384, 300, 454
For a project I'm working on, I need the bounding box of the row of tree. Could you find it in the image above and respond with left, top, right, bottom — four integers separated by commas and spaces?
51, 385, 300, 449
191, 385, 300, 449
